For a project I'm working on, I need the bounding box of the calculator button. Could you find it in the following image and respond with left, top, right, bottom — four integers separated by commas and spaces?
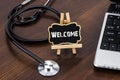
103, 37, 115, 42
108, 15, 115, 19
106, 25, 115, 31
117, 32, 120, 37
116, 26, 120, 31
117, 16, 120, 19
106, 19, 113, 25
100, 42, 109, 50
105, 31, 115, 36
113, 19, 120, 25
109, 44, 117, 51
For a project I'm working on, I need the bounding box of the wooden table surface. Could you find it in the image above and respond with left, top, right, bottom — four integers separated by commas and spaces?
1, 0, 120, 80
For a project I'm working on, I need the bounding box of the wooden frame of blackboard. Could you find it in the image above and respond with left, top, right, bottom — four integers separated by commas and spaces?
48, 22, 82, 45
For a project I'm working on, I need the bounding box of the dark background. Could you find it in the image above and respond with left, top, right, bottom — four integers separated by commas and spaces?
1, 0, 120, 80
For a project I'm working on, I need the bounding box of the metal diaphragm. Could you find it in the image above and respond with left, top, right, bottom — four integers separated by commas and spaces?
38, 60, 60, 76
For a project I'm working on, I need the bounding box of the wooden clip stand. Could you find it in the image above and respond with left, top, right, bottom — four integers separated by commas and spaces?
48, 12, 82, 55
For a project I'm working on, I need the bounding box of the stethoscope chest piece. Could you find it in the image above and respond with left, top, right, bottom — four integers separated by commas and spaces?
38, 60, 60, 76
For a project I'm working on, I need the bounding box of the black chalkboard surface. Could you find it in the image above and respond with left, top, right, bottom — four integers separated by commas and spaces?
48, 22, 81, 45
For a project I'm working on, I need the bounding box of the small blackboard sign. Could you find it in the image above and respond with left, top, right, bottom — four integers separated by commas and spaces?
48, 22, 81, 45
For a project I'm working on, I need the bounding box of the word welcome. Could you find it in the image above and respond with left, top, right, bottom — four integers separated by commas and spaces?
51, 31, 79, 38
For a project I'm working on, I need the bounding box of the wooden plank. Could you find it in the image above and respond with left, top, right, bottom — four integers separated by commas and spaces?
51, 44, 82, 49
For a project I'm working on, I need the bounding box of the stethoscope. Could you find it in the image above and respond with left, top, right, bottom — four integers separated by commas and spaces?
6, 0, 60, 76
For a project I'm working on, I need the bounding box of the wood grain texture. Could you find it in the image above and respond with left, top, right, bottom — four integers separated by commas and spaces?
1, 0, 120, 80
